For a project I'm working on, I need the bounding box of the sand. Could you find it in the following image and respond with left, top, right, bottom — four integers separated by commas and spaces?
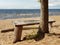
0, 16, 60, 45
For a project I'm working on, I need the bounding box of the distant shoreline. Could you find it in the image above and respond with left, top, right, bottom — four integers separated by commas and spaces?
0, 14, 60, 20
0, 15, 59, 20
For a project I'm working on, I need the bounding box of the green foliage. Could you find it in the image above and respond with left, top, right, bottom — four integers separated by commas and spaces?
23, 30, 37, 40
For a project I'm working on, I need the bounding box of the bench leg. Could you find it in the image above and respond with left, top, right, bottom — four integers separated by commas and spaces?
13, 26, 23, 43
49, 23, 53, 27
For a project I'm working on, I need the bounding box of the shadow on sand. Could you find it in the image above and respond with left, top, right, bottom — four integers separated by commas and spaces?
47, 32, 60, 38
52, 25, 60, 28
48, 33, 60, 36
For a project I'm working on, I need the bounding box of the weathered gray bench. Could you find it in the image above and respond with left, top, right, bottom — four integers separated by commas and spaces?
13, 20, 55, 43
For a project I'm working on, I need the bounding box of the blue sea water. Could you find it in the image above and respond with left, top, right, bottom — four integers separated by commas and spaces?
0, 9, 60, 20
0, 9, 60, 14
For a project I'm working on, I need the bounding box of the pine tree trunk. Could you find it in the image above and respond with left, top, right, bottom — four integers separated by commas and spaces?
39, 0, 49, 33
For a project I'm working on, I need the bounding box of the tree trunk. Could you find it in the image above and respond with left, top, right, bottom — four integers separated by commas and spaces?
39, 0, 49, 33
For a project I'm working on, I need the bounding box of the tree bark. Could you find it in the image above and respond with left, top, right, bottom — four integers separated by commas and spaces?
39, 0, 49, 33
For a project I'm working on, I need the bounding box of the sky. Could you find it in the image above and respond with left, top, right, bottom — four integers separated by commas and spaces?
0, 0, 60, 9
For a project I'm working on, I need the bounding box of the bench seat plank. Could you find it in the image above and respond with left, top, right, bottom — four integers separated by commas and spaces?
14, 20, 40, 26
14, 20, 55, 26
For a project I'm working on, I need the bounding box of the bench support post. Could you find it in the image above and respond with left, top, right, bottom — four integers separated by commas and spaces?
13, 25, 23, 43
49, 22, 53, 27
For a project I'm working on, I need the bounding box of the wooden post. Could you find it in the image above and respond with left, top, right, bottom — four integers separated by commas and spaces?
40, 0, 49, 33
13, 25, 23, 43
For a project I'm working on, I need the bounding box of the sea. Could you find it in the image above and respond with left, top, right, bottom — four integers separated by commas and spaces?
0, 9, 60, 20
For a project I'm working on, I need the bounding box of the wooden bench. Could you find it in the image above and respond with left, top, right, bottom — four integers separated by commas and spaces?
13, 20, 55, 43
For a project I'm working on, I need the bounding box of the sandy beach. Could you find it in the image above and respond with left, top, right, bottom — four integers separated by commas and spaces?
0, 15, 60, 45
